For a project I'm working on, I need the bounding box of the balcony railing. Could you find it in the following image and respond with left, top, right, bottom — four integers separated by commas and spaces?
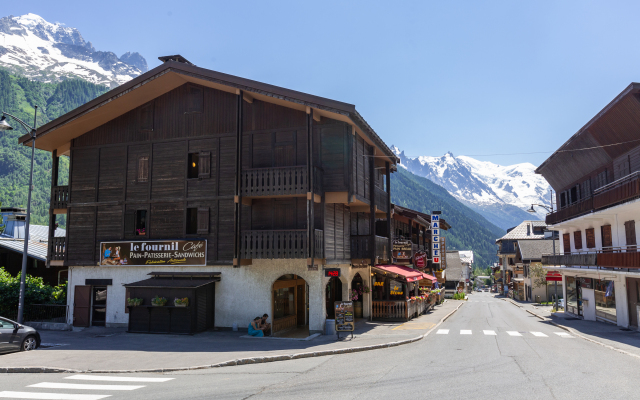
542, 247, 640, 268
49, 236, 66, 261
240, 166, 322, 197
497, 242, 516, 255
240, 229, 323, 259
351, 235, 389, 261
374, 187, 389, 213
546, 172, 640, 225
51, 185, 69, 209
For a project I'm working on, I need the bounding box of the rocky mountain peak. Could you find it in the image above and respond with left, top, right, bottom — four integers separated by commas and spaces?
0, 13, 147, 87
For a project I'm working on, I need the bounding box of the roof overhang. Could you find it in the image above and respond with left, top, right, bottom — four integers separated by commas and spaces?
21, 61, 398, 165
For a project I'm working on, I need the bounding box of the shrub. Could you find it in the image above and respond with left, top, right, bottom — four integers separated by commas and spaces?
0, 267, 67, 316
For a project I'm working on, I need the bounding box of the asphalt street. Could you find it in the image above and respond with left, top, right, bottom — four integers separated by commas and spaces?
1, 291, 638, 400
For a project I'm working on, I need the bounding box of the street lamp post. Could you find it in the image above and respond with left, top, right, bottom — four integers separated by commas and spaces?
528, 190, 559, 312
0, 107, 38, 325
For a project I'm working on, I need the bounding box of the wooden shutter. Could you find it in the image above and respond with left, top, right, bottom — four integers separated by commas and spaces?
138, 156, 149, 182
124, 210, 136, 236
197, 207, 209, 234
186, 84, 204, 113
139, 102, 154, 131
586, 228, 596, 248
199, 151, 211, 179
73, 286, 92, 327
601, 225, 613, 248
563, 233, 571, 253
625, 220, 636, 246
573, 231, 583, 250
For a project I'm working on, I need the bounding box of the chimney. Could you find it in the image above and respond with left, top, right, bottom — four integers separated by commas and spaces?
158, 55, 194, 66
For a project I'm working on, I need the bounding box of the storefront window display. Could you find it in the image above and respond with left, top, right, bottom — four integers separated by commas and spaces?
594, 279, 616, 323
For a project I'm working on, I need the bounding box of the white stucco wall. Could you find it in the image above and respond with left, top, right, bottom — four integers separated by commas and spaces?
581, 288, 596, 321
67, 261, 369, 333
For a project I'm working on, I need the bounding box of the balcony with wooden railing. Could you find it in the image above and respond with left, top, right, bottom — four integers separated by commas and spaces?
546, 172, 640, 225
51, 186, 69, 210
240, 229, 323, 259
374, 187, 389, 213
240, 166, 322, 197
351, 235, 390, 262
542, 247, 640, 268
48, 236, 66, 263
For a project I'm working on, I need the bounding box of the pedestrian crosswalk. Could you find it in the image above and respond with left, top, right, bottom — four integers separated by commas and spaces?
434, 329, 573, 338
0, 375, 174, 399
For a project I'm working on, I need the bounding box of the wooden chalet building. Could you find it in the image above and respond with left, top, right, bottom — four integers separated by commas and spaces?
25, 55, 410, 334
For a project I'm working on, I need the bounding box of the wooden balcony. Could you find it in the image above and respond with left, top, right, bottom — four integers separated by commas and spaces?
240, 166, 322, 197
497, 242, 516, 255
545, 197, 593, 225
51, 185, 69, 210
597, 249, 640, 268
240, 229, 323, 259
351, 235, 389, 262
541, 253, 598, 266
374, 187, 389, 213
542, 248, 640, 268
48, 236, 66, 262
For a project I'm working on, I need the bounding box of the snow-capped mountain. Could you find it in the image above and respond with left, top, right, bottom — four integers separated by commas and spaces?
391, 146, 552, 230
0, 14, 147, 87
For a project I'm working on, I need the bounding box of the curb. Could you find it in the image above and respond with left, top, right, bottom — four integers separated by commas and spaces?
522, 307, 640, 361
0, 302, 465, 374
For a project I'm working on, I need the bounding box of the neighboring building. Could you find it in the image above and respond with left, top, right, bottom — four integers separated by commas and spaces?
496, 221, 546, 297
444, 250, 470, 295
19, 55, 451, 334
536, 83, 640, 329
474, 275, 490, 288
515, 239, 559, 302
0, 207, 67, 285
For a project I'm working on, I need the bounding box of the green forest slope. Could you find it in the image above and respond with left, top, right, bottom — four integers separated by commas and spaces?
391, 166, 505, 268
0, 68, 107, 225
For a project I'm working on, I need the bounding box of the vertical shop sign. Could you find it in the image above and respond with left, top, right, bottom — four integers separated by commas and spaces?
431, 211, 441, 267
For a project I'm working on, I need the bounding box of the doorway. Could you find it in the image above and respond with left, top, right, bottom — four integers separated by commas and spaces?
627, 278, 640, 328
91, 286, 107, 326
326, 277, 342, 319
272, 275, 309, 337
351, 273, 364, 318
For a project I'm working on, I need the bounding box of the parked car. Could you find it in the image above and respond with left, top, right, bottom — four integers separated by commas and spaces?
0, 317, 41, 353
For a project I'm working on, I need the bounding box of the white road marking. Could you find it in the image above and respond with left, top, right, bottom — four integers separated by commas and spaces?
460, 330, 472, 335
28, 383, 144, 391
436, 329, 449, 334
483, 330, 497, 335
65, 375, 174, 383
0, 392, 111, 400
506, 331, 522, 336
554, 332, 573, 337
531, 332, 548, 337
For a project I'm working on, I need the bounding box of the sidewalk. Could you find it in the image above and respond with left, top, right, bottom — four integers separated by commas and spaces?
0, 300, 464, 373
503, 297, 640, 359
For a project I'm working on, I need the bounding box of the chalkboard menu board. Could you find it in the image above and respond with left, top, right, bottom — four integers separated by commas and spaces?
334, 301, 355, 332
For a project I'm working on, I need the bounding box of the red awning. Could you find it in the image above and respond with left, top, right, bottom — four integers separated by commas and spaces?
374, 264, 424, 282
421, 272, 437, 283
546, 271, 562, 282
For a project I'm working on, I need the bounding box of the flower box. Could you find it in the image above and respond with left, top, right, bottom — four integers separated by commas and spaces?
174, 297, 189, 307
151, 296, 167, 307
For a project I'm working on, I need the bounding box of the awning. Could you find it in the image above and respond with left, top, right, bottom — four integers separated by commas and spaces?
125, 272, 221, 289
512, 278, 524, 282
374, 264, 424, 282
419, 272, 437, 284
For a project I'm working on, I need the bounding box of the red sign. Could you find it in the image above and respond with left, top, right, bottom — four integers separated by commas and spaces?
414, 251, 427, 269
546, 271, 562, 282
324, 268, 340, 277
433, 257, 440, 263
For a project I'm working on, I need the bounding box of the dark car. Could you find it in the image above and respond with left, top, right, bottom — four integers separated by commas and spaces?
0, 316, 41, 353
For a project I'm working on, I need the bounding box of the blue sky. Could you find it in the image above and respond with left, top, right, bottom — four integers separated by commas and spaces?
6, 1, 640, 166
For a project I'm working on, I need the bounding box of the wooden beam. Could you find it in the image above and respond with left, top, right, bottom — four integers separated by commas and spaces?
234, 196, 252, 206
233, 258, 252, 266
307, 192, 321, 203
243, 92, 254, 103
325, 191, 349, 203
49, 260, 65, 267
56, 142, 71, 157
53, 208, 67, 215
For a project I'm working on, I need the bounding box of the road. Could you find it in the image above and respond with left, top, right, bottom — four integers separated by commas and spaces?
1, 291, 638, 400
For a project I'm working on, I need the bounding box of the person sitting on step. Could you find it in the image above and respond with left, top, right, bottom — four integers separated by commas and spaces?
248, 316, 264, 337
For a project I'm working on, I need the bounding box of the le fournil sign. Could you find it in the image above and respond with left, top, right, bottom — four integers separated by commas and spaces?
100, 240, 207, 266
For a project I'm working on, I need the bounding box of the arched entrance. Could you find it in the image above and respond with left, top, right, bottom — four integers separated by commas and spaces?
272, 275, 309, 337
351, 273, 364, 318
326, 277, 342, 319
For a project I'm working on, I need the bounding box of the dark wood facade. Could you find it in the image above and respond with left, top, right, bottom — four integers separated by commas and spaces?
45, 68, 395, 268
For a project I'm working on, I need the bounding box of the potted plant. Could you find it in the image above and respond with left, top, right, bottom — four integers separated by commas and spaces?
174, 297, 189, 307
151, 295, 167, 306
127, 298, 143, 307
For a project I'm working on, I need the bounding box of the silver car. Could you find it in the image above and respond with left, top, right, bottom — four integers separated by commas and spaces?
0, 317, 41, 353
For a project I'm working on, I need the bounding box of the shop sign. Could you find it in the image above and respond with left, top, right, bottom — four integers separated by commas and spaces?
324, 268, 341, 278
393, 239, 413, 260
334, 301, 355, 332
546, 271, 562, 282
99, 240, 207, 266
374, 281, 384, 287
431, 212, 441, 266
390, 279, 404, 295
414, 251, 427, 269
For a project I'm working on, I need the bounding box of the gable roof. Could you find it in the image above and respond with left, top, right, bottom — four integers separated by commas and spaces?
496, 220, 546, 242
445, 251, 464, 281
20, 59, 398, 165
517, 239, 558, 261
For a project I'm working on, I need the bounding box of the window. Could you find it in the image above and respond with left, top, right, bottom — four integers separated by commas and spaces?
594, 170, 608, 190
625, 220, 636, 248
186, 208, 198, 234
601, 225, 613, 249
570, 185, 579, 204
188, 153, 199, 179
135, 210, 147, 236
586, 228, 596, 248
560, 192, 567, 208
137, 156, 149, 183
574, 231, 583, 250
563, 233, 571, 253
581, 178, 592, 199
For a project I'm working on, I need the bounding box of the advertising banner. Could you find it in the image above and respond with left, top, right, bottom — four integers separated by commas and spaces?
99, 240, 207, 266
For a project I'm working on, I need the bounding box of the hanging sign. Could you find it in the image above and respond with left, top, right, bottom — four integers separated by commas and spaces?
393, 239, 413, 261
414, 251, 427, 269
431, 212, 441, 266
100, 240, 207, 266
334, 301, 355, 332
